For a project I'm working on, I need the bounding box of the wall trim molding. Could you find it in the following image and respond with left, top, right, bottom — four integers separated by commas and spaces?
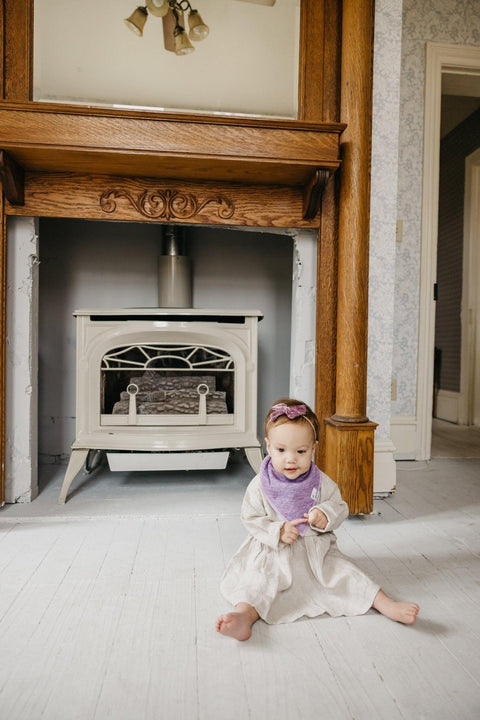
391, 414, 417, 460
435, 389, 461, 424
460, 150, 480, 426
373, 439, 397, 494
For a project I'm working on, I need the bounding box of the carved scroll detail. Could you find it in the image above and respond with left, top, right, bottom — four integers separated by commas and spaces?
303, 169, 330, 220
0, 150, 25, 206
100, 188, 235, 220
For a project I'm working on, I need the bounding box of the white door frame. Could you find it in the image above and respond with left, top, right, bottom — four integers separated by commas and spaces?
459, 150, 480, 426
417, 42, 480, 460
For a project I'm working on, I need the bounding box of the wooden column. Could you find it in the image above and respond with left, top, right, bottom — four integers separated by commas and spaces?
301, 0, 342, 469
324, 0, 377, 514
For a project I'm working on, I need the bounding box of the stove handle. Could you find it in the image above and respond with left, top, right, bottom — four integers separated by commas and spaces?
127, 383, 139, 425
197, 383, 209, 424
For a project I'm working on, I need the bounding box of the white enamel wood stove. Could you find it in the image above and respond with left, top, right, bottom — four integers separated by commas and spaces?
58, 308, 263, 503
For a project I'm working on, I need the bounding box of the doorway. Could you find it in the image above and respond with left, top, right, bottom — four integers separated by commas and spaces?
432, 90, 480, 452
432, 147, 480, 459
417, 42, 480, 460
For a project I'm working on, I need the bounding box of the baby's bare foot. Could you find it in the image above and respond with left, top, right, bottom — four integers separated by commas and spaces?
215, 612, 253, 641
382, 601, 420, 624
373, 590, 420, 624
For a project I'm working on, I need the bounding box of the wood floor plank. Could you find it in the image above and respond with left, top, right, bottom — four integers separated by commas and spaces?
0, 523, 64, 615
46, 519, 148, 719
232, 613, 416, 720
340, 532, 480, 716
349, 610, 480, 719
0, 523, 90, 696
93, 576, 198, 720
304, 615, 407, 720
1, 457, 479, 719
1, 520, 128, 719
95, 518, 221, 719
196, 577, 251, 720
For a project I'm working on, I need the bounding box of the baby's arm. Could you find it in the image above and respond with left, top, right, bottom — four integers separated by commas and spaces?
241, 476, 285, 548
307, 474, 349, 532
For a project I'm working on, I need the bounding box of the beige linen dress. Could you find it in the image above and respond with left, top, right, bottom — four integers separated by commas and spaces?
220, 470, 379, 624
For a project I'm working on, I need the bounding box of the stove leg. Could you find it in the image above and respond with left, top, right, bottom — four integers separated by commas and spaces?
58, 449, 89, 504
244, 446, 263, 474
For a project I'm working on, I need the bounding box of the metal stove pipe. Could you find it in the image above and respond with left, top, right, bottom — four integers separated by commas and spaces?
158, 226, 192, 308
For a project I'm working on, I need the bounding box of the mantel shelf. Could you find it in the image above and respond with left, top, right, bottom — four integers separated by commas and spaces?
0, 101, 345, 190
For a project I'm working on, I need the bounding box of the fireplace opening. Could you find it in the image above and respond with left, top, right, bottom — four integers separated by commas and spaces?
5, 216, 317, 503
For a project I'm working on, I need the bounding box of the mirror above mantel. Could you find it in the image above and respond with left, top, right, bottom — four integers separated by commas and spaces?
34, 0, 300, 119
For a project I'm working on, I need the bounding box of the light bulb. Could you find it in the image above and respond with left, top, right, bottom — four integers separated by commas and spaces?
124, 7, 148, 36
188, 10, 209, 41
174, 27, 195, 55
146, 0, 169, 18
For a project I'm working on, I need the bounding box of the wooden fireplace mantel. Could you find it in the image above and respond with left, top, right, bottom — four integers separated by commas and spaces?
0, 0, 378, 514
0, 101, 345, 224
0, 102, 345, 185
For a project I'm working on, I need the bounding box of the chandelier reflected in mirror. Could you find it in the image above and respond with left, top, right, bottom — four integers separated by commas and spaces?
124, 0, 209, 55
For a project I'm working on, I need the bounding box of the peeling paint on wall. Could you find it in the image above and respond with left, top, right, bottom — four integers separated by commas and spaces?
5, 217, 39, 503
290, 230, 317, 406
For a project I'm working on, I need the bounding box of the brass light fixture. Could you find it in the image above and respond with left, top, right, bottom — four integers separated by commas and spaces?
124, 0, 209, 55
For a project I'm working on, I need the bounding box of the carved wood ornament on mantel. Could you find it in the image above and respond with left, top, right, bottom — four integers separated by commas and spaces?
0, 100, 343, 222
100, 187, 235, 222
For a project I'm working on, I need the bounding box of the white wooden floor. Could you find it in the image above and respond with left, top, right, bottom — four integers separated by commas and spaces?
1, 453, 480, 720
431, 418, 480, 458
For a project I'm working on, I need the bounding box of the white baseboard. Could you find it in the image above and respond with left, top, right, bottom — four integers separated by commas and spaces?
435, 390, 460, 424
391, 415, 417, 460
374, 440, 397, 494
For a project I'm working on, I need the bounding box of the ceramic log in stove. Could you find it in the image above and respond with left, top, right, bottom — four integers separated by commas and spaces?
58, 308, 263, 503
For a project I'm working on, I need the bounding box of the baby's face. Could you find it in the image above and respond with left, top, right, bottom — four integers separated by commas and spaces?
265, 420, 316, 480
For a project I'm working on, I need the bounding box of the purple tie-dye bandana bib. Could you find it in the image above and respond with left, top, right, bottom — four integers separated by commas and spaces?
260, 456, 322, 535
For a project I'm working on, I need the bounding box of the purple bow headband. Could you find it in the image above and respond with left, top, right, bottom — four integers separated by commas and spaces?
268, 403, 317, 439
270, 403, 307, 421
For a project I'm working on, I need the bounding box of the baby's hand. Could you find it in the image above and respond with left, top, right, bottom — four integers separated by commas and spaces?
280, 518, 305, 544
306, 508, 328, 530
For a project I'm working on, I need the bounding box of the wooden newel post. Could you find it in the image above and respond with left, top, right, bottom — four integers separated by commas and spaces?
324, 0, 377, 514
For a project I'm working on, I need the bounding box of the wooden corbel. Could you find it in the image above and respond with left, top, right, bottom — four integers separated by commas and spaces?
0, 150, 25, 206
303, 168, 330, 220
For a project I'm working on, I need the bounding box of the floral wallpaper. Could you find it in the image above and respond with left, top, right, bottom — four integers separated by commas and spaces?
367, 0, 403, 440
